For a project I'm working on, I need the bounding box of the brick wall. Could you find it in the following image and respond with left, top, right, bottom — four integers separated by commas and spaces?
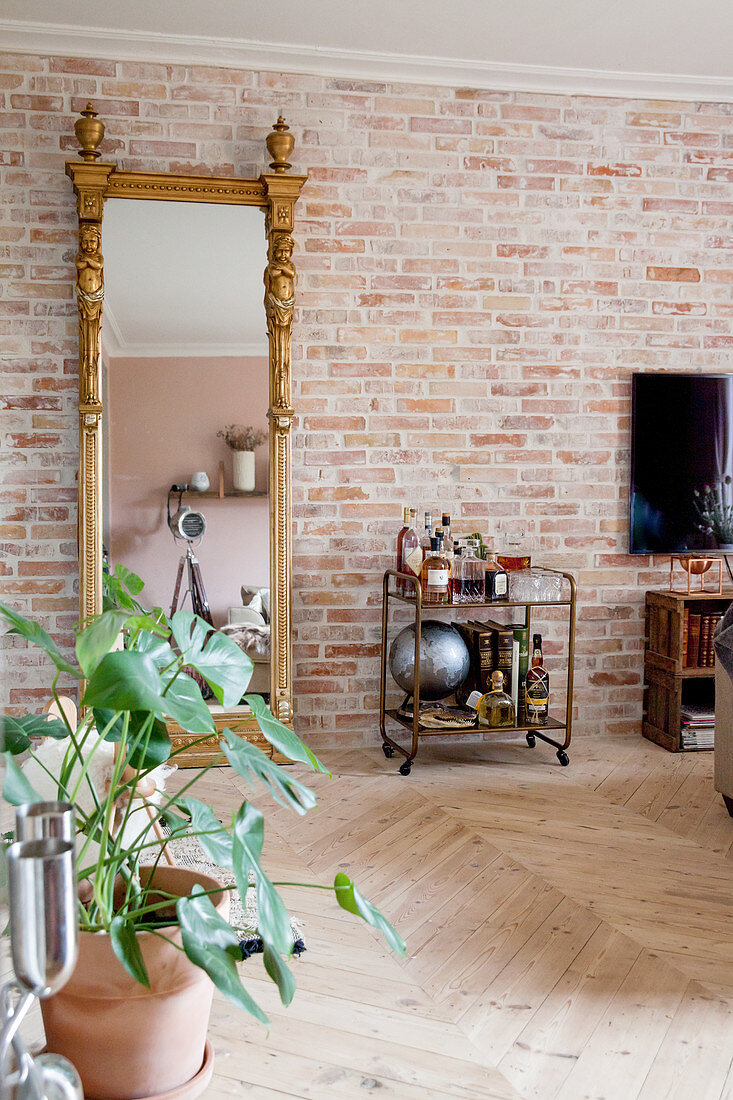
1, 50, 732, 744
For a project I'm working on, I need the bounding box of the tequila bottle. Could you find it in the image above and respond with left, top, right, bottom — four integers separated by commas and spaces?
468, 670, 516, 728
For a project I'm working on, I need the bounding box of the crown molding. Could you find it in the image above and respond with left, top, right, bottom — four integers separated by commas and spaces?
2, 18, 733, 102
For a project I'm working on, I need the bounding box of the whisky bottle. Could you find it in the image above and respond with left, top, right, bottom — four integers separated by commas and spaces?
525, 633, 549, 725
421, 535, 451, 605
484, 549, 509, 601
396, 507, 421, 595
420, 511, 433, 559
467, 670, 516, 728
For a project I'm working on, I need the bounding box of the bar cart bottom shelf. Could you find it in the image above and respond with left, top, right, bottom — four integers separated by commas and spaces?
382, 711, 570, 773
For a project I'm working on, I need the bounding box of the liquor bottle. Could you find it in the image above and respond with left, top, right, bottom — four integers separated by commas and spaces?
467, 670, 516, 728
420, 535, 451, 605
441, 513, 454, 564
453, 539, 485, 604
525, 633, 549, 725
396, 507, 421, 595
484, 549, 509, 601
450, 541, 464, 600
420, 511, 433, 559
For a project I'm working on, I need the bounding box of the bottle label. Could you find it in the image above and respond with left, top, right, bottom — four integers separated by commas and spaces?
466, 690, 484, 710
494, 573, 508, 597
427, 569, 449, 587
404, 547, 423, 576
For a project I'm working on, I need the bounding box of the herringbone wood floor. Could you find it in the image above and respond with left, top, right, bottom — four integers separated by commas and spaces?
7, 734, 733, 1098
203, 733, 733, 1099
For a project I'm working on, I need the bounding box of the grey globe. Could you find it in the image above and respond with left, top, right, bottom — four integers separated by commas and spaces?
388, 620, 471, 700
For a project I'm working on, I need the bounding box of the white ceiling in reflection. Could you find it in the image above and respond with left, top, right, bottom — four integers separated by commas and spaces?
102, 200, 268, 358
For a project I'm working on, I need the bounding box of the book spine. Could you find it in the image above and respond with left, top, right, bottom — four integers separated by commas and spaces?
510, 639, 520, 714
700, 615, 712, 668
687, 613, 702, 668
513, 626, 529, 711
682, 606, 689, 667
707, 614, 722, 666
493, 628, 514, 696
477, 629, 495, 692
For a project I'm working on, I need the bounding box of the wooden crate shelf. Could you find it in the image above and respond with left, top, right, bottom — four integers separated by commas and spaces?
643, 588, 732, 753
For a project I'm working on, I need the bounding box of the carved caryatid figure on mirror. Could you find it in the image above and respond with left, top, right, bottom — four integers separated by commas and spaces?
75, 223, 104, 407
264, 232, 296, 410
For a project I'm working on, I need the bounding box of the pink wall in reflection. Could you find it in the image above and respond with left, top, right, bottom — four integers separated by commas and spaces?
107, 355, 269, 625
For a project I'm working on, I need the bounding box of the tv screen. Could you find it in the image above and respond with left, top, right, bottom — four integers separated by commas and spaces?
630, 373, 733, 554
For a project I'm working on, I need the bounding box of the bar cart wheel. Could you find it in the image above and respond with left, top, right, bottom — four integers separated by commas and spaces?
526, 732, 536, 748
399, 761, 413, 776
382, 742, 395, 758
557, 750, 570, 767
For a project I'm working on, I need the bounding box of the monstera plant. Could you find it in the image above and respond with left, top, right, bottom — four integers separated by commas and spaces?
0, 565, 404, 1099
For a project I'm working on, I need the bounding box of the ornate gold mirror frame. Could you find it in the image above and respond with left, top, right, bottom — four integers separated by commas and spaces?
66, 105, 306, 727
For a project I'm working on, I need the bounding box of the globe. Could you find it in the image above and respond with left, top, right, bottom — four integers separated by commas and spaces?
388, 620, 471, 701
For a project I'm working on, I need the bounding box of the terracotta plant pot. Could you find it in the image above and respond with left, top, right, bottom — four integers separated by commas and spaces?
41, 866, 228, 1100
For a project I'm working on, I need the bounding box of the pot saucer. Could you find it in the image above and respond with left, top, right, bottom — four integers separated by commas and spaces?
87, 1042, 214, 1100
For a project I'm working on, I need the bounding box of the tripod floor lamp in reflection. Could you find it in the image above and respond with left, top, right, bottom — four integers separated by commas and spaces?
1, 802, 83, 1099
166, 486, 213, 626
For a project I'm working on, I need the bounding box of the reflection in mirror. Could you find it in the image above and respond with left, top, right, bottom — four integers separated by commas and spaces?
101, 199, 270, 696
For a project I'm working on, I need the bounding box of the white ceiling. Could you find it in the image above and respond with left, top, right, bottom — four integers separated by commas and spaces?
102, 200, 267, 359
2, 0, 733, 99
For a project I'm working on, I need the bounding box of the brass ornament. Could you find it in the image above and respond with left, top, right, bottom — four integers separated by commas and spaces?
66, 105, 306, 740
74, 103, 105, 162
266, 116, 295, 173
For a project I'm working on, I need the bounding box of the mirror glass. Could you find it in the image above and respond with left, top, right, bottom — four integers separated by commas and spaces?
101, 199, 270, 696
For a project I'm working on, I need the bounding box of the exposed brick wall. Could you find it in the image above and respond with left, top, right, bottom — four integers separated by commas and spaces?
1, 50, 732, 744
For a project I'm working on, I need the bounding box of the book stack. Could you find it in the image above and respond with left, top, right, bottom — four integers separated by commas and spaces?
680, 702, 715, 750
683, 609, 722, 669
456, 620, 530, 718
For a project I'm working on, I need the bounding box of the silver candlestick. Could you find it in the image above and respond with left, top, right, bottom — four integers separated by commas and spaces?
0, 803, 82, 1100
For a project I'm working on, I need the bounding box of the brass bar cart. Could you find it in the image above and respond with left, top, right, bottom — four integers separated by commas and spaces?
379, 568, 577, 775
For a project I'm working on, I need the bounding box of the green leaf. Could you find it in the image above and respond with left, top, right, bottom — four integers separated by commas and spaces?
92, 709, 171, 770
177, 889, 268, 1024
110, 916, 150, 988
232, 804, 292, 956
220, 729, 317, 815
82, 650, 163, 713
75, 610, 130, 679
263, 945, 296, 1006
102, 564, 146, 612
114, 563, 145, 597
2, 754, 42, 807
177, 797, 233, 868
136, 630, 177, 668
0, 600, 80, 678
171, 611, 252, 707
0, 714, 69, 754
244, 694, 330, 774
334, 872, 406, 956
162, 672, 216, 734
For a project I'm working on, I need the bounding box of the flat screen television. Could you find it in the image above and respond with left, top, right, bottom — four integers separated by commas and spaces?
630, 373, 733, 554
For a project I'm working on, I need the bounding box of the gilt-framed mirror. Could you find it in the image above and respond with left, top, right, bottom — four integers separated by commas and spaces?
66, 105, 306, 762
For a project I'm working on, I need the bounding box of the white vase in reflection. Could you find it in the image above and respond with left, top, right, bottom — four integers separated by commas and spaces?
232, 450, 255, 492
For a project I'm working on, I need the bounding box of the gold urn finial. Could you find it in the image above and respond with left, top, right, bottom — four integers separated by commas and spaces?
74, 103, 105, 162
266, 116, 294, 174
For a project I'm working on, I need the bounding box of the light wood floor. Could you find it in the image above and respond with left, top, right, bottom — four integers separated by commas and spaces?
8, 734, 733, 1098
195, 733, 733, 1099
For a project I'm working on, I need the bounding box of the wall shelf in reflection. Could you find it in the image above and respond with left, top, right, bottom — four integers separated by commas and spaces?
182, 489, 267, 499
